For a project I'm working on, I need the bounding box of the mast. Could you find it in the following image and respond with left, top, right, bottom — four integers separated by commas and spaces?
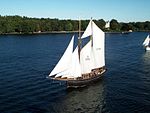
91, 17, 93, 47
148, 35, 150, 47
78, 19, 81, 61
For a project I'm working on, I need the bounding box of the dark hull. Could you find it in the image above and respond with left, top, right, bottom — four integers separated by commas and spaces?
67, 70, 106, 88
49, 68, 106, 88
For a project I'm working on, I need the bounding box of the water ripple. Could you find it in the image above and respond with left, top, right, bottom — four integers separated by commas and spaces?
0, 32, 150, 113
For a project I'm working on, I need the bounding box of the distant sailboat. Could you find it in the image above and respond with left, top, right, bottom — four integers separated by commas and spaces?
143, 35, 150, 51
48, 19, 106, 88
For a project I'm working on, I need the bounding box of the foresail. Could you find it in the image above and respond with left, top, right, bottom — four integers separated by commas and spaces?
61, 46, 81, 78
71, 46, 82, 78
143, 35, 150, 46
55, 69, 70, 78
49, 36, 74, 76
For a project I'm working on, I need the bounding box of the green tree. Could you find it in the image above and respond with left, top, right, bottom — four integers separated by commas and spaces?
121, 23, 129, 31
65, 21, 73, 31
97, 19, 105, 30
110, 19, 120, 31
144, 21, 150, 31
1, 15, 150, 34
51, 19, 59, 31
135, 22, 144, 31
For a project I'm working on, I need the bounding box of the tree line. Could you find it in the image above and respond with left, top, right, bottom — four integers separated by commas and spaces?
0, 15, 150, 34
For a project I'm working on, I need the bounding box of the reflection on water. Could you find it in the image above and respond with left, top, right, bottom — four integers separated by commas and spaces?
1, 32, 150, 113
142, 51, 150, 65
57, 80, 104, 113
142, 51, 150, 77
141, 51, 150, 84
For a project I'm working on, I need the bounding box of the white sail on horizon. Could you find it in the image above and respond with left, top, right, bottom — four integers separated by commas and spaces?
143, 35, 150, 46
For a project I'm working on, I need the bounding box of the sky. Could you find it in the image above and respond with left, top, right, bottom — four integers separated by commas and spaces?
0, 0, 150, 22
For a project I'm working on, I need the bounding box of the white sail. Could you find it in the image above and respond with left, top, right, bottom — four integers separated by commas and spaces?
80, 40, 94, 74
49, 36, 74, 76
80, 20, 105, 74
55, 69, 70, 78
61, 46, 81, 78
70, 47, 82, 78
143, 35, 150, 46
81, 20, 92, 39
92, 21, 105, 68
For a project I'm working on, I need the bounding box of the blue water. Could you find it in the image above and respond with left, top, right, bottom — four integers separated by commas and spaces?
0, 32, 150, 113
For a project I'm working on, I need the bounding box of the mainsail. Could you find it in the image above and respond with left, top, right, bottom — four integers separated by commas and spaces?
92, 21, 105, 68
49, 36, 74, 76
80, 20, 105, 73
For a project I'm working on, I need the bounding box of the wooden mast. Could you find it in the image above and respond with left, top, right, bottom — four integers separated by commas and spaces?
78, 19, 81, 61
91, 17, 93, 47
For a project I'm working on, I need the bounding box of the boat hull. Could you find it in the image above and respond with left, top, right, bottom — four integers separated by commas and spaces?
67, 70, 106, 88
146, 46, 150, 51
49, 68, 106, 88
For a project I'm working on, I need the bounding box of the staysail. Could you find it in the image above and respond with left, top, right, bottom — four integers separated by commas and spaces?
61, 46, 81, 78
55, 47, 81, 78
49, 36, 74, 76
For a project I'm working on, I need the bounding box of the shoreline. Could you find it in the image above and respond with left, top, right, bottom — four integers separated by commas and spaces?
0, 30, 149, 35
0, 31, 82, 35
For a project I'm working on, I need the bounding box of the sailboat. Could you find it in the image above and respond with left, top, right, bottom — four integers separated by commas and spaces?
48, 19, 106, 88
143, 35, 150, 51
